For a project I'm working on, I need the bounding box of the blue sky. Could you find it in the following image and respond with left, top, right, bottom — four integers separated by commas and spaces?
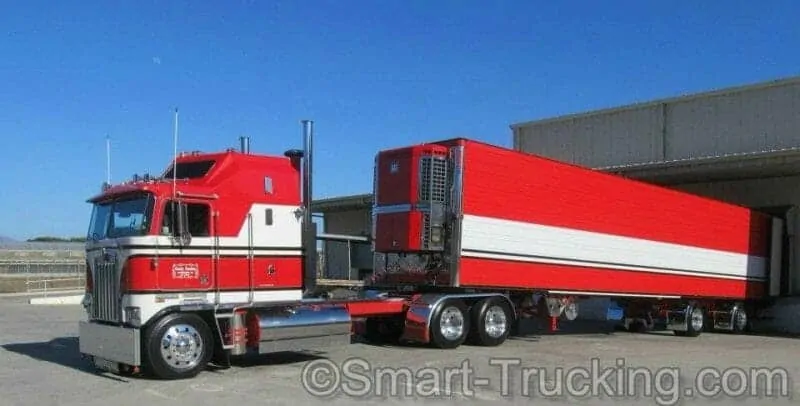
1, 0, 799, 240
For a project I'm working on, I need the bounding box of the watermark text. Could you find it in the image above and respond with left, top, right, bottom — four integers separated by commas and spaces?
300, 357, 792, 405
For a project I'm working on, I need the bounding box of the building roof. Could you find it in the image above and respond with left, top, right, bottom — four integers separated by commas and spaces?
599, 147, 800, 185
509, 76, 800, 130
313, 193, 373, 212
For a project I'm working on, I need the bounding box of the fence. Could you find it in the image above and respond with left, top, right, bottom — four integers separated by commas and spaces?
0, 259, 86, 296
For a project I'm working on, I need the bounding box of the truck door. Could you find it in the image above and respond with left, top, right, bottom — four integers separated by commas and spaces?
160, 199, 215, 291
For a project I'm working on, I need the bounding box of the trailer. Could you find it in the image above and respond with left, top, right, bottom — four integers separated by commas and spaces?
77, 121, 784, 380
369, 138, 783, 337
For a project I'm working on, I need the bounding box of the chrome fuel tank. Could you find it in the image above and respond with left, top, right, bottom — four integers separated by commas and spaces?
246, 304, 352, 354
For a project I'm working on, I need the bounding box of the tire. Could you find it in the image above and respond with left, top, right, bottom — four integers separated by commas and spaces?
674, 306, 704, 338
142, 312, 214, 380
468, 297, 513, 346
429, 299, 470, 349
732, 307, 749, 334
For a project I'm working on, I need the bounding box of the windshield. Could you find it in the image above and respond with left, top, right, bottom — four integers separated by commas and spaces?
87, 193, 155, 240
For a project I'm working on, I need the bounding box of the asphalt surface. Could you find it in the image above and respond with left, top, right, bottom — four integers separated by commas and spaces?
1, 295, 799, 406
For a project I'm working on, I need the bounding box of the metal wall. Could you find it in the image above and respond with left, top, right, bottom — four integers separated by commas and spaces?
323, 209, 371, 236
319, 208, 372, 280
514, 105, 665, 168
512, 77, 800, 168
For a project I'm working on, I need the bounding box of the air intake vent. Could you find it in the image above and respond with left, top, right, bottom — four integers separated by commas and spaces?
418, 155, 448, 204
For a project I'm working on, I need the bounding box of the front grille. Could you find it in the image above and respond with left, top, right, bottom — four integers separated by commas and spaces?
92, 256, 120, 322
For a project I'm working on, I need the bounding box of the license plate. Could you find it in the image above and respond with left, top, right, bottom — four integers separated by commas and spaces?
93, 357, 120, 374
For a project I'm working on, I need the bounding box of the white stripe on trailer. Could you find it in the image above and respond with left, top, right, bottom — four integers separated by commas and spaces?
460, 214, 767, 281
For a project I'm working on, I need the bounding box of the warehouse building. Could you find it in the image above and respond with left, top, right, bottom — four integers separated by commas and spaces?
511, 76, 800, 332
316, 76, 800, 331
511, 76, 800, 295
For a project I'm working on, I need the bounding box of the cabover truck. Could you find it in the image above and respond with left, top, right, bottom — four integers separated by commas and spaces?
78, 120, 784, 380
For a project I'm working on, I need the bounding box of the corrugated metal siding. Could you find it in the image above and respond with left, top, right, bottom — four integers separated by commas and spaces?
515, 105, 664, 168
513, 78, 800, 168
671, 175, 800, 208
323, 209, 371, 236
666, 84, 800, 159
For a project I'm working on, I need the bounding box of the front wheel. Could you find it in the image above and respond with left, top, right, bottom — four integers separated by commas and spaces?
142, 312, 213, 380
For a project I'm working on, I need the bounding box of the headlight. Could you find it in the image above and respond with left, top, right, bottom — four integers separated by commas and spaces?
124, 306, 141, 327
81, 294, 92, 309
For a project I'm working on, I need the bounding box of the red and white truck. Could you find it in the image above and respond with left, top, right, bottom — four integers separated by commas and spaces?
78, 120, 785, 380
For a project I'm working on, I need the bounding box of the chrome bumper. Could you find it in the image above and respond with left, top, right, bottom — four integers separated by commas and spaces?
78, 321, 141, 366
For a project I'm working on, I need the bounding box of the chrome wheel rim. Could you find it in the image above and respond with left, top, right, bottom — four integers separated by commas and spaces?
734, 309, 747, 330
690, 308, 704, 331
439, 306, 465, 340
160, 324, 204, 370
563, 302, 579, 321
484, 305, 508, 338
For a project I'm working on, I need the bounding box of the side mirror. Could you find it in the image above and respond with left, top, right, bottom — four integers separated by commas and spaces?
175, 202, 192, 245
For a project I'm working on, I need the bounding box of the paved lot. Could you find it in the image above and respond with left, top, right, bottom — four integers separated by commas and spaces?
1, 296, 799, 406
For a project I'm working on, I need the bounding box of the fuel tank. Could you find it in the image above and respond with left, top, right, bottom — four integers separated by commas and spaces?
245, 303, 352, 354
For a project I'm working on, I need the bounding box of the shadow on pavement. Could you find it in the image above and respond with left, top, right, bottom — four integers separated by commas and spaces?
1, 336, 130, 382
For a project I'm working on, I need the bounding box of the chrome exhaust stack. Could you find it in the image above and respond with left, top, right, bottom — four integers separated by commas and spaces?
284, 120, 317, 295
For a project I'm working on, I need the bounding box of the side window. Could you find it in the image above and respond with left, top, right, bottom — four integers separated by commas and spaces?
161, 201, 211, 237
186, 203, 210, 237
161, 202, 175, 236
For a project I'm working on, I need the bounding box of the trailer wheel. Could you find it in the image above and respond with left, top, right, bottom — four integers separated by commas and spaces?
675, 306, 705, 337
142, 312, 213, 380
429, 300, 470, 349
732, 307, 748, 334
468, 297, 512, 346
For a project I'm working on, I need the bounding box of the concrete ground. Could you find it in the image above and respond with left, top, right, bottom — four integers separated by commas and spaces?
1, 296, 799, 406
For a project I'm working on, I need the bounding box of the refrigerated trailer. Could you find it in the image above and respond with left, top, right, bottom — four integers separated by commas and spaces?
78, 121, 785, 380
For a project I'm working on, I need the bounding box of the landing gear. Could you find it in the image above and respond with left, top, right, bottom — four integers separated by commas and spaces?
142, 313, 213, 380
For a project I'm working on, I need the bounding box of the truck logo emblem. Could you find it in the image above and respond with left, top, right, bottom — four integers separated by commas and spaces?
172, 263, 200, 279
390, 161, 399, 173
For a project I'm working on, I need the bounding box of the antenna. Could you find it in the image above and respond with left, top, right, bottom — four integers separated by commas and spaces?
105, 134, 111, 185
172, 107, 178, 198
